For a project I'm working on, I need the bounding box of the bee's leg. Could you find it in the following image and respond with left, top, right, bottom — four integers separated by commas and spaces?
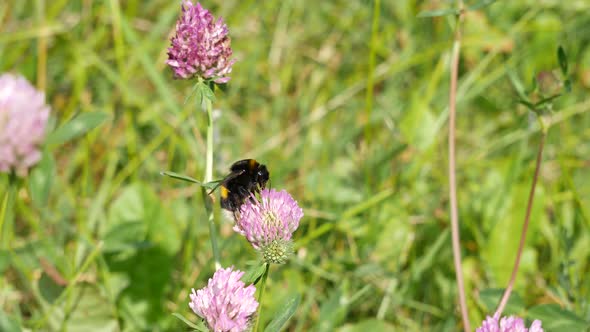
237, 187, 250, 201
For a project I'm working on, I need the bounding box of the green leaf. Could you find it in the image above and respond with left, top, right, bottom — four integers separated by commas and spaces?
417, 8, 458, 18
160, 171, 221, 189
199, 82, 216, 102
45, 283, 118, 332
411, 229, 448, 279
478, 289, 525, 315
399, 96, 437, 151
241, 263, 267, 284
159, 171, 202, 184
107, 184, 146, 223
264, 294, 301, 332
517, 99, 536, 112
189, 81, 217, 105
103, 184, 179, 329
172, 313, 208, 331
508, 70, 528, 101
557, 46, 568, 75
0, 310, 21, 332
564, 79, 572, 93
534, 94, 562, 108
102, 222, 147, 253
184, 82, 203, 105
528, 304, 589, 331
46, 112, 109, 147
318, 288, 348, 330
106, 183, 180, 254
0, 250, 9, 275
28, 149, 55, 207
38, 271, 65, 304
530, 74, 538, 93
469, 0, 497, 10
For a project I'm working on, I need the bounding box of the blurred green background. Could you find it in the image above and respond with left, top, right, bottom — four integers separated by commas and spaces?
1, 0, 590, 331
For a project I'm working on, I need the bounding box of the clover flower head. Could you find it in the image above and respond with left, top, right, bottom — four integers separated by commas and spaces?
476, 314, 544, 332
234, 189, 303, 264
189, 267, 258, 332
0, 73, 50, 176
167, 1, 235, 83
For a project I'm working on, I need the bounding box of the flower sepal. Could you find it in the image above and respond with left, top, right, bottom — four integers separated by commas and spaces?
261, 239, 294, 265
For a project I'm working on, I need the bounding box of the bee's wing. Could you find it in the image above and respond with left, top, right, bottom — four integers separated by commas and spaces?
207, 169, 246, 195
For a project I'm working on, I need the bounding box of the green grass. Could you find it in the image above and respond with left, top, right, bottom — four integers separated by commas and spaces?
1, 0, 590, 331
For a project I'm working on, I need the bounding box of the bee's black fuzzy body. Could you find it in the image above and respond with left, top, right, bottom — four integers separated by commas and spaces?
219, 159, 269, 212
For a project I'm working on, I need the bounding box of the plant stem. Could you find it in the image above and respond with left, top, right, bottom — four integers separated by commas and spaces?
254, 263, 270, 332
495, 131, 546, 317
202, 94, 220, 270
364, 0, 380, 144
0, 176, 16, 250
204, 97, 214, 184
363, 0, 381, 189
448, 2, 470, 331
0, 189, 10, 249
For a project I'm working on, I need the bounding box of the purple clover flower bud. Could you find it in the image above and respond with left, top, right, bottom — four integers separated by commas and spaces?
189, 267, 258, 332
234, 189, 303, 264
0, 73, 50, 176
167, 1, 235, 83
476, 314, 544, 332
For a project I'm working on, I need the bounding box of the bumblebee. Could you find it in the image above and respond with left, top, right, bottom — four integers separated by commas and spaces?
217, 159, 269, 212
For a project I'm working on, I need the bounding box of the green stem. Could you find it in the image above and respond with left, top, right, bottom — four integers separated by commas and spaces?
204, 97, 214, 183
363, 0, 381, 190
254, 263, 270, 332
364, 0, 380, 144
202, 93, 220, 270
0, 175, 17, 250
